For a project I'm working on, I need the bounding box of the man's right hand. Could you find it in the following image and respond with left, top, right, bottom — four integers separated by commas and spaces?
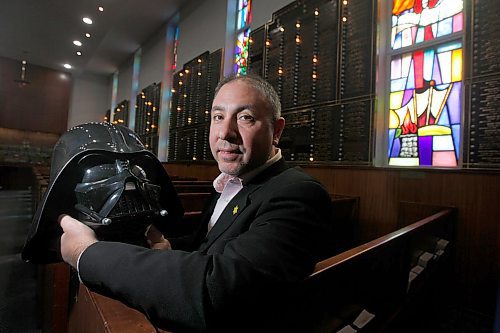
58, 214, 98, 268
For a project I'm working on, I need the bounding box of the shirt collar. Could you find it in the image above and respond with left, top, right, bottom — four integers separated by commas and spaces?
212, 148, 282, 193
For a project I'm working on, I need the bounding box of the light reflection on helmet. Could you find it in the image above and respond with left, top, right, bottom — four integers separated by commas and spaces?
22, 122, 184, 264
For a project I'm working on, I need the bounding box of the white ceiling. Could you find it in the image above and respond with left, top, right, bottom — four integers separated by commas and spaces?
0, 0, 186, 77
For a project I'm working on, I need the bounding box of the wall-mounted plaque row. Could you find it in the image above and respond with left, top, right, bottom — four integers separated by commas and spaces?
167, 0, 376, 164
168, 49, 222, 161
250, 0, 376, 164
135, 82, 161, 155
112, 100, 129, 127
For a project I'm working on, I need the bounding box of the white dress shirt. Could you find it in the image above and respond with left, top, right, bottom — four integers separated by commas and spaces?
207, 149, 282, 232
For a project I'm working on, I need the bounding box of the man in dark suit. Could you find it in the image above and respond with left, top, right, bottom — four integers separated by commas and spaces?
59, 75, 335, 332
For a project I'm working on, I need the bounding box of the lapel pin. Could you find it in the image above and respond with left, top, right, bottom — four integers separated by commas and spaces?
232, 205, 239, 215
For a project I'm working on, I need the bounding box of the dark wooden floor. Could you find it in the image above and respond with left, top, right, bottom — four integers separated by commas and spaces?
0, 189, 40, 332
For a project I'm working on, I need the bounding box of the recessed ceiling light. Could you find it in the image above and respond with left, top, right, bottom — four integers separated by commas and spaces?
63, 64, 72, 69
98, 6, 104, 12
83, 17, 93, 24
73, 40, 82, 46
85, 33, 91, 38
76, 51, 82, 56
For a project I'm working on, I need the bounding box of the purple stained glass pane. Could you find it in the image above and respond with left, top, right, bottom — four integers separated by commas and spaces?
419, 136, 433, 166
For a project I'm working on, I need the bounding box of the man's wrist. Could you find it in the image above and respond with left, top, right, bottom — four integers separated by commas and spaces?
76, 248, 85, 283
75, 241, 98, 282
71, 240, 97, 268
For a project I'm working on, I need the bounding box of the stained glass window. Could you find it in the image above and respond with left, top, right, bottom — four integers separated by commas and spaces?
388, 0, 464, 167
237, 0, 252, 30
391, 0, 464, 50
172, 26, 180, 71
234, 0, 251, 75
235, 28, 250, 75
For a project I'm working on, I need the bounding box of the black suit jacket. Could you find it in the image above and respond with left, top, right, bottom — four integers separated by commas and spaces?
79, 159, 335, 332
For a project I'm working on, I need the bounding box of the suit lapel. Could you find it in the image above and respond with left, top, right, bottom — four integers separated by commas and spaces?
199, 159, 289, 251
200, 184, 255, 251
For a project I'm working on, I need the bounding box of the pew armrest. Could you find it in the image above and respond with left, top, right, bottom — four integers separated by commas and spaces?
69, 283, 172, 333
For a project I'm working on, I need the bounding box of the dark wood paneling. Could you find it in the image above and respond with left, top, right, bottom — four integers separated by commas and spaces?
0, 56, 71, 134
311, 167, 499, 318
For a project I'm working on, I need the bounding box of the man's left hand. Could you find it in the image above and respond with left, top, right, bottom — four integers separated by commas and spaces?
145, 224, 171, 250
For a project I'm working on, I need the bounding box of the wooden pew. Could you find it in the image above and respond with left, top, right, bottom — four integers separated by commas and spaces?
64, 194, 358, 333
68, 283, 166, 333
177, 192, 212, 212
31, 165, 50, 214
330, 194, 360, 252
39, 263, 71, 333
66, 204, 455, 333
30, 166, 72, 333
172, 180, 213, 194
298, 205, 456, 332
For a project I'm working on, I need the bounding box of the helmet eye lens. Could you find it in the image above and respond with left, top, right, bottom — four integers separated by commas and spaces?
82, 164, 116, 183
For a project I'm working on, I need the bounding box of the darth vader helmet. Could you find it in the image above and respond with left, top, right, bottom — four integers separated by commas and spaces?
22, 122, 184, 264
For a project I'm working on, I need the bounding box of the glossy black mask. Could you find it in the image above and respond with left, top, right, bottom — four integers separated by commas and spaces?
22, 122, 183, 264
74, 157, 168, 241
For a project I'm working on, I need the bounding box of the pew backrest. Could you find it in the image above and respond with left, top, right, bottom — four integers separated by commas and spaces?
298, 206, 456, 332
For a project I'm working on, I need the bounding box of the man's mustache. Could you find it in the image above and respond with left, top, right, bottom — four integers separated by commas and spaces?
216, 140, 242, 152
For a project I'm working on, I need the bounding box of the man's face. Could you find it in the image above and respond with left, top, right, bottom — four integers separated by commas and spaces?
209, 80, 284, 176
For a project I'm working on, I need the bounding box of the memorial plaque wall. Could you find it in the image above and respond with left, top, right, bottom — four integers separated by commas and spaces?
258, 0, 374, 164
169, 0, 376, 164
297, 10, 315, 106
465, 0, 500, 168
279, 4, 304, 109
339, 0, 374, 100
207, 49, 223, 123
112, 100, 129, 127
313, 0, 339, 104
338, 98, 372, 162
265, 19, 285, 99
471, 0, 500, 78
467, 75, 500, 167
248, 26, 265, 76
168, 49, 222, 161
135, 83, 161, 154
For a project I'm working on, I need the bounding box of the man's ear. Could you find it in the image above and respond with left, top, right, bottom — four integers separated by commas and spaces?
272, 117, 285, 146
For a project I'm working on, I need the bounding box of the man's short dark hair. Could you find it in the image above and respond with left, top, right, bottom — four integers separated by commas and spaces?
214, 74, 281, 120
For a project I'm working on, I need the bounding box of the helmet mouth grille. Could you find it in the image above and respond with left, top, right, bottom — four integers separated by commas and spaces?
108, 190, 158, 219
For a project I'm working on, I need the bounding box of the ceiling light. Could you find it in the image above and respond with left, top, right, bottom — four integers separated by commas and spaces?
85, 33, 91, 38
98, 6, 104, 12
73, 40, 82, 46
83, 17, 93, 24
76, 51, 82, 56
63, 64, 72, 69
